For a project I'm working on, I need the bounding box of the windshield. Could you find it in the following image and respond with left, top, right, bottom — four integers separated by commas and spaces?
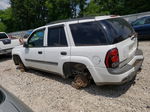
132, 16, 150, 26
100, 18, 135, 44
132, 18, 146, 26
0, 33, 8, 39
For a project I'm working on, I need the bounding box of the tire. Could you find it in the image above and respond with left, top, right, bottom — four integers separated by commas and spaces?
17, 57, 26, 72
70, 64, 92, 89
72, 74, 90, 89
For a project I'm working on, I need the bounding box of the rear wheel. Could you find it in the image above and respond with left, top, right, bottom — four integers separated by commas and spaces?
72, 74, 90, 89
71, 64, 91, 89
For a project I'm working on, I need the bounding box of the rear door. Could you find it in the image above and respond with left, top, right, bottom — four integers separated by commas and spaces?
100, 18, 137, 67
44, 25, 70, 75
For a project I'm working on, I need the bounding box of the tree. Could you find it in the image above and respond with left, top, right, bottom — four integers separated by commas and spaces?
83, 0, 150, 16
123, 0, 150, 14
10, 0, 48, 31
46, 0, 87, 21
9, 0, 87, 31
0, 22, 6, 32
24, 0, 48, 28
77, 0, 88, 17
83, 0, 121, 16
1, 0, 150, 33
83, 0, 109, 16
0, 8, 14, 32
46, 0, 71, 21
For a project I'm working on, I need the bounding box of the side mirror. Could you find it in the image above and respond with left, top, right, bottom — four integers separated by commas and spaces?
23, 42, 28, 48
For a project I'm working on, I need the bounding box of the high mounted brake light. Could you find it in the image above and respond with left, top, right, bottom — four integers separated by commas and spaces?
105, 48, 119, 68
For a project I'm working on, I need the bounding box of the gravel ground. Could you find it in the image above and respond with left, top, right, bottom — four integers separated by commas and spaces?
0, 41, 150, 112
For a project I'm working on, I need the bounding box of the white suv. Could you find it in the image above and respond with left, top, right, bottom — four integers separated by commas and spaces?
12, 16, 144, 88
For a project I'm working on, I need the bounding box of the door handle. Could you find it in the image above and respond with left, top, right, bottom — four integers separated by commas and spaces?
38, 51, 43, 54
61, 51, 67, 55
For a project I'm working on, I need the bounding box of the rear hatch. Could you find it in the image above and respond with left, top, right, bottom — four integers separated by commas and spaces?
100, 18, 137, 67
0, 33, 11, 49
0, 33, 20, 50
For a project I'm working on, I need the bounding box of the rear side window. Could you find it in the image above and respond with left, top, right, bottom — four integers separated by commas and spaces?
70, 22, 107, 46
48, 26, 68, 47
0, 33, 8, 39
100, 18, 134, 44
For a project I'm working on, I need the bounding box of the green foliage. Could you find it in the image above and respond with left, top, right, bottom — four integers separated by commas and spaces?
46, 0, 71, 21
123, 0, 150, 14
0, 8, 14, 32
0, 0, 150, 32
83, 0, 110, 16
83, 0, 150, 16
10, 0, 48, 30
83, 0, 125, 16
0, 22, 7, 32
46, 0, 87, 20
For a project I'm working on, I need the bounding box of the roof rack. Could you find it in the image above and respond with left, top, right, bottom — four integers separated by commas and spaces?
46, 16, 95, 25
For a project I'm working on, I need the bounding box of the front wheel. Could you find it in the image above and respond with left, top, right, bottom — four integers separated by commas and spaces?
17, 57, 26, 72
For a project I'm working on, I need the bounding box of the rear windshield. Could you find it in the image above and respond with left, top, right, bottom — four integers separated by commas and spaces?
0, 33, 8, 39
70, 22, 107, 46
100, 18, 134, 44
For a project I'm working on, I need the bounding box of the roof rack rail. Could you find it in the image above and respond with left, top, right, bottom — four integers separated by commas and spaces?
46, 16, 95, 25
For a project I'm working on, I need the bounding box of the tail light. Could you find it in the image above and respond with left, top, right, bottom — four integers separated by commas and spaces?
105, 48, 119, 68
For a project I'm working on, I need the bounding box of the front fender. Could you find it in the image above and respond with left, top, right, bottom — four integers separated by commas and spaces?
12, 46, 26, 66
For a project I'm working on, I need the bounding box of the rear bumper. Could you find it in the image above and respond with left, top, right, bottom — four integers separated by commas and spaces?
90, 49, 144, 85
0, 48, 12, 55
107, 49, 143, 75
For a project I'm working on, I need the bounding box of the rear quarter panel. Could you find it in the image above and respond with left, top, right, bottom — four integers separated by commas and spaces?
70, 45, 115, 68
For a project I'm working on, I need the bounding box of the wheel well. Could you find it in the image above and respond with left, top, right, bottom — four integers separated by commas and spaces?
12, 55, 20, 65
63, 62, 91, 78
